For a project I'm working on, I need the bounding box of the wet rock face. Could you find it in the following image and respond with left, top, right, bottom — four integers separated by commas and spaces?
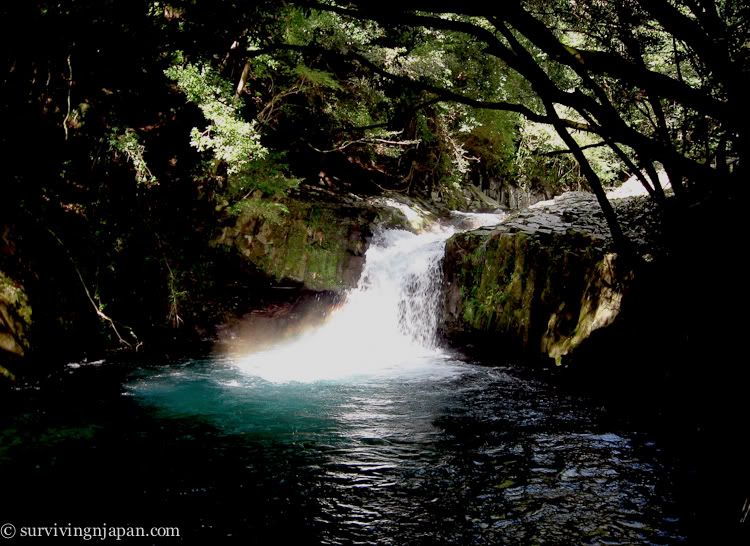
441, 192, 659, 364
215, 195, 429, 292
217, 200, 375, 292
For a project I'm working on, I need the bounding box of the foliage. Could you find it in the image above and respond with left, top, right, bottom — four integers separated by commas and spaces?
462, 109, 519, 176
295, 0, 748, 248
2, 0, 747, 355
293, 64, 343, 91
229, 152, 301, 199
165, 62, 267, 174
166, 61, 299, 220
515, 115, 624, 193
108, 129, 158, 187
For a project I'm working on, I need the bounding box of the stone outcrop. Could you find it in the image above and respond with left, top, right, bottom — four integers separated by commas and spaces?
216, 194, 425, 292
467, 176, 558, 210
441, 192, 660, 364
1, 270, 31, 377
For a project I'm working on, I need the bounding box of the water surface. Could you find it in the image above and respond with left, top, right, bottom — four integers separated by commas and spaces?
0, 356, 684, 544
0, 218, 685, 544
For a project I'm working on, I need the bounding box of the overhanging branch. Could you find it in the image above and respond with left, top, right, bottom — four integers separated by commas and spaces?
538, 141, 608, 156
249, 42, 596, 133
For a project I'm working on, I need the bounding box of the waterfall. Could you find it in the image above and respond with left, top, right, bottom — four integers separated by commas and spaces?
235, 210, 504, 383
356, 228, 450, 350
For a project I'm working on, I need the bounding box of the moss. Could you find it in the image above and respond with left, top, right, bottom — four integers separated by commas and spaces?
1, 270, 32, 359
375, 207, 411, 231
494, 479, 515, 489
456, 233, 536, 335
443, 227, 632, 363
440, 183, 468, 211
218, 198, 369, 291
0, 364, 15, 380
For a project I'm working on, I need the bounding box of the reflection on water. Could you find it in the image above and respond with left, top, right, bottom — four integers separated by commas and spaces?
104, 356, 684, 545
0, 357, 685, 544
0, 218, 684, 544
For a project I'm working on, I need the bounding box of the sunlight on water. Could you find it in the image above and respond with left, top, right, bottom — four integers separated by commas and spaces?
233, 209, 505, 383
84, 203, 685, 545
3, 206, 687, 546
235, 226, 456, 383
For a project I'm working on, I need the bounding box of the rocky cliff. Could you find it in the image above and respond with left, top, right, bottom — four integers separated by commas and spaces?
441, 192, 661, 365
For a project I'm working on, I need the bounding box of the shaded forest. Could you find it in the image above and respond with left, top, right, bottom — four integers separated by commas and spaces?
1, 1, 749, 543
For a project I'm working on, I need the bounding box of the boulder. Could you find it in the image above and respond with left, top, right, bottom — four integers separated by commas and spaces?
215, 194, 423, 292
441, 192, 659, 364
1, 270, 31, 377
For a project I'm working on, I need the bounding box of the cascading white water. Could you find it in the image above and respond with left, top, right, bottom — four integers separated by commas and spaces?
360, 228, 448, 350
235, 209, 504, 383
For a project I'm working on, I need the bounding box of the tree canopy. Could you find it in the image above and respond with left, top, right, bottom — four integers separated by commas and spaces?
1, 0, 747, 346
266, 0, 747, 245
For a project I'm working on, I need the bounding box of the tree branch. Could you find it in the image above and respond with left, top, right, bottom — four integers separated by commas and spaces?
62, 52, 72, 140
544, 99, 628, 252
538, 141, 609, 156
249, 42, 596, 132
46, 228, 138, 349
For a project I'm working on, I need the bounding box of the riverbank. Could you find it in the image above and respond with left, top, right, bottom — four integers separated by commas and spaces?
439, 189, 748, 543
2, 183, 750, 543
0, 189, 440, 377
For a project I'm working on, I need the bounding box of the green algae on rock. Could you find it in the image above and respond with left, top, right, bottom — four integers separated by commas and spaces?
1, 270, 32, 377
215, 192, 445, 292
216, 199, 369, 291
441, 193, 653, 365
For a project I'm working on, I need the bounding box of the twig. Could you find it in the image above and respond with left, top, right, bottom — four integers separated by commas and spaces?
71, 263, 133, 347
46, 228, 137, 348
257, 84, 302, 125
308, 136, 421, 154
163, 256, 184, 328
62, 52, 73, 140
538, 141, 609, 156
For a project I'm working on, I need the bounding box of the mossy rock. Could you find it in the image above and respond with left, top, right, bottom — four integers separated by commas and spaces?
442, 228, 633, 364
216, 198, 375, 292
1, 270, 32, 376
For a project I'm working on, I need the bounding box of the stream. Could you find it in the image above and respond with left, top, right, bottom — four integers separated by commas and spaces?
0, 215, 686, 544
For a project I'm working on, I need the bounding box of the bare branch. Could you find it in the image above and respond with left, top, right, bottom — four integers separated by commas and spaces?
235, 60, 252, 97
248, 42, 596, 132
307, 133, 421, 154
46, 228, 138, 348
62, 52, 72, 140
